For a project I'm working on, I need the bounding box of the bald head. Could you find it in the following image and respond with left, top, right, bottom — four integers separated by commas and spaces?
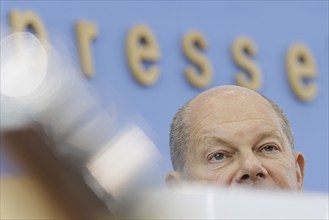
170, 85, 294, 172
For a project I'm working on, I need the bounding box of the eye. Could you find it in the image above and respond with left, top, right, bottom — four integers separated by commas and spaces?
209, 153, 226, 161
261, 144, 279, 152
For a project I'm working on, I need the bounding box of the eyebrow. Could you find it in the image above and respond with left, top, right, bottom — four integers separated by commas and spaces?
202, 136, 235, 149
200, 129, 284, 151
198, 136, 236, 160
254, 130, 284, 146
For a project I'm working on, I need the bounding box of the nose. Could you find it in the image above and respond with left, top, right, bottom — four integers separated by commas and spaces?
234, 153, 268, 183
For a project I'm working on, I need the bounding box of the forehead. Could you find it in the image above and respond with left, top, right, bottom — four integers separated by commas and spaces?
187, 87, 283, 137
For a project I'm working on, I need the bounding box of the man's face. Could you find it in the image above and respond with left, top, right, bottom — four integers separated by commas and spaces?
180, 87, 304, 190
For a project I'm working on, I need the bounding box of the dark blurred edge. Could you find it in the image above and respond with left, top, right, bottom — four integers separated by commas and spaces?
1, 127, 112, 219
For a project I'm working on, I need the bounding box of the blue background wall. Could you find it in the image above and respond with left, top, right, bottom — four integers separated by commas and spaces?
1, 1, 328, 192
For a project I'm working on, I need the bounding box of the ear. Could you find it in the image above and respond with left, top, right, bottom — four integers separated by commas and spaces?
294, 152, 305, 190
165, 170, 183, 189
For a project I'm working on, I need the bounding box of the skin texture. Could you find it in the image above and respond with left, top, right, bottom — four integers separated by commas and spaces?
166, 86, 305, 191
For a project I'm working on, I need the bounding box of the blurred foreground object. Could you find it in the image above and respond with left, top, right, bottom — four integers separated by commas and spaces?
131, 186, 329, 219
0, 31, 162, 215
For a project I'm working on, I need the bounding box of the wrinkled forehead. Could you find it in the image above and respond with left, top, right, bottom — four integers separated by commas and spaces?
188, 86, 278, 124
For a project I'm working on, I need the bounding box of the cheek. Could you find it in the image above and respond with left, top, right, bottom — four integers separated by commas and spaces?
185, 161, 235, 186
183, 159, 205, 179
204, 164, 237, 186
207, 173, 233, 186
264, 158, 298, 189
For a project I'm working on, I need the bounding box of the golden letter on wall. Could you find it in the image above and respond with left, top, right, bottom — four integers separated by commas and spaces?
232, 37, 261, 91
286, 43, 317, 101
9, 10, 48, 42
182, 31, 213, 88
126, 24, 160, 86
75, 21, 98, 78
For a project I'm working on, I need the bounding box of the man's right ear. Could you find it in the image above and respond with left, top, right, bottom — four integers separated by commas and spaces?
165, 171, 183, 189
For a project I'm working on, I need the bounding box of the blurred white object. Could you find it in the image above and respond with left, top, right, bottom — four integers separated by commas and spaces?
0, 31, 163, 214
1, 33, 47, 97
132, 186, 329, 219
87, 124, 161, 200
1, 32, 48, 129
